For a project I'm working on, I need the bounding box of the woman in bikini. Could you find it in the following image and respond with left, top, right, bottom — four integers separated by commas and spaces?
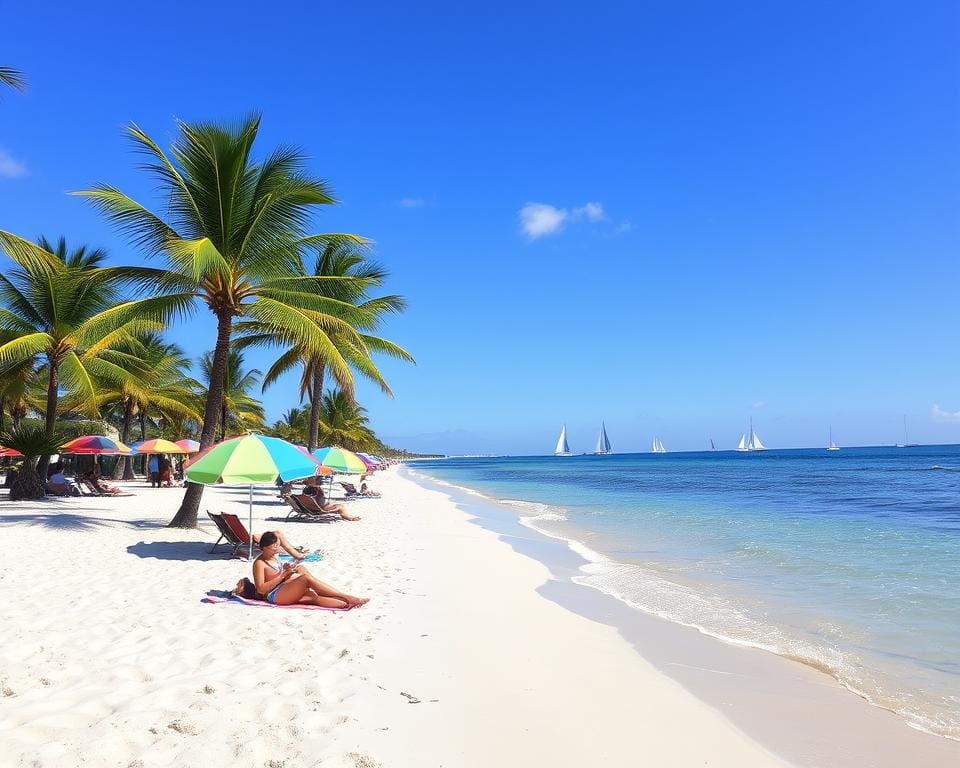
251, 531, 368, 608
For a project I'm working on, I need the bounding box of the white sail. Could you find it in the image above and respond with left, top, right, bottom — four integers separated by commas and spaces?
595, 422, 611, 454
737, 434, 748, 451
554, 425, 570, 455
828, 428, 839, 450
748, 431, 765, 450
652, 437, 666, 453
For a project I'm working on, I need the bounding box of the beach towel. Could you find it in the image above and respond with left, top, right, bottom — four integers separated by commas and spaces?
278, 551, 324, 563
202, 590, 348, 611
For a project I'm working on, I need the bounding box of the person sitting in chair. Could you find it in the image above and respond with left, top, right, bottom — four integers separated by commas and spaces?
359, 481, 381, 497
298, 477, 361, 521
46, 463, 76, 496
84, 466, 122, 495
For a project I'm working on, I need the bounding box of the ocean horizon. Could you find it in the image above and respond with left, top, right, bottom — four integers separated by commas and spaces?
411, 445, 960, 741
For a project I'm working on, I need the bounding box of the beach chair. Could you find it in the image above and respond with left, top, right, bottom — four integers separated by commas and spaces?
220, 512, 259, 557
339, 481, 359, 498
284, 494, 327, 520
207, 511, 249, 557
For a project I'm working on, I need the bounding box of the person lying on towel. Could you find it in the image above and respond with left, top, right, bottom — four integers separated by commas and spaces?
248, 531, 368, 608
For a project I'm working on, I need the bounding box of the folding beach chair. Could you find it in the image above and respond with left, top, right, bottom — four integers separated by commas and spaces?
284, 494, 327, 520
339, 481, 359, 498
207, 511, 247, 557
220, 512, 258, 557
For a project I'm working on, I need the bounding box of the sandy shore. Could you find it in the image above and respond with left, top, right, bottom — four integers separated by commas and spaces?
1, 468, 956, 767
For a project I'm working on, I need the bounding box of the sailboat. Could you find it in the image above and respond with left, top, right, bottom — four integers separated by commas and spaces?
593, 422, 612, 455
554, 425, 572, 456
897, 415, 918, 448
736, 418, 765, 452
827, 428, 839, 451
651, 437, 666, 453
710, 438, 716, 451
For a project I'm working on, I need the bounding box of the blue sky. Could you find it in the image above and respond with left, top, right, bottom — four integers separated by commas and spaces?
2, 2, 958, 454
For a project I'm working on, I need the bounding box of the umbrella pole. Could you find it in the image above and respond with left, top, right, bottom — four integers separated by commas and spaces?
248, 484, 254, 560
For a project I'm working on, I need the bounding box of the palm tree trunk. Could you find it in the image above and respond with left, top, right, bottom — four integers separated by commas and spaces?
0, 396, 5, 433
114, 399, 135, 480
36, 357, 59, 482
138, 411, 147, 474
220, 401, 227, 442
169, 312, 232, 528
308, 363, 325, 451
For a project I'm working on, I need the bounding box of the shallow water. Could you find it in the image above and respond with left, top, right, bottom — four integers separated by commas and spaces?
412, 446, 960, 740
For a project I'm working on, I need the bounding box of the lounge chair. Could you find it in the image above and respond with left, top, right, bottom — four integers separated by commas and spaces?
207, 511, 254, 558
283, 494, 327, 520
339, 481, 359, 498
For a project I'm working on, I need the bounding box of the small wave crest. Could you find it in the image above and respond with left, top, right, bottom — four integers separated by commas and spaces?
498, 498, 569, 523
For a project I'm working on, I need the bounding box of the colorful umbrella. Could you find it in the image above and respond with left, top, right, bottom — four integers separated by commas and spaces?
131, 438, 189, 455
311, 446, 368, 474
0, 445, 24, 458
175, 439, 200, 453
186, 434, 328, 557
61, 435, 132, 455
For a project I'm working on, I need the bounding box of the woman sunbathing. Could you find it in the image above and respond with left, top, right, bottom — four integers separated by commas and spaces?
251, 532, 368, 608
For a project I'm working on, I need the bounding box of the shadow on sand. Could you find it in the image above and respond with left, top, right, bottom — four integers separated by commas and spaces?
0, 510, 162, 531
126, 540, 231, 561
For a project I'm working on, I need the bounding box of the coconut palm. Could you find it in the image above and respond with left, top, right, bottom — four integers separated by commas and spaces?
78, 115, 376, 527
269, 406, 308, 444
199, 348, 264, 440
316, 389, 378, 451
237, 237, 413, 450
0, 330, 37, 432
0, 424, 66, 500
0, 235, 165, 478
0, 67, 25, 92
85, 333, 201, 479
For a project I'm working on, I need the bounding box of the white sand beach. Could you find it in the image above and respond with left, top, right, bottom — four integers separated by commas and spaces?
1, 468, 957, 767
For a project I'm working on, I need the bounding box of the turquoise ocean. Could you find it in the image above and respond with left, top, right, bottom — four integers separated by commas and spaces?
410, 446, 960, 740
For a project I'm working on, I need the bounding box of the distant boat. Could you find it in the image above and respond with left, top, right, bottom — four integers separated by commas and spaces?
897, 415, 919, 448
594, 422, 612, 454
710, 438, 716, 451
827, 427, 840, 451
554, 424, 572, 456
651, 437, 666, 453
736, 418, 765, 452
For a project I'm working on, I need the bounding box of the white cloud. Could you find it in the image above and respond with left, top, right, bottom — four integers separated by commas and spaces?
398, 197, 425, 208
519, 202, 568, 239
931, 404, 960, 422
753, 400, 766, 410
0, 148, 26, 178
573, 201, 604, 221
614, 221, 633, 234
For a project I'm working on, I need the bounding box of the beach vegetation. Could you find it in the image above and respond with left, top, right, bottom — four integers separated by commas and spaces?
78, 114, 377, 528
0, 424, 67, 500
0, 235, 173, 479
200, 347, 265, 441
237, 236, 413, 451
0, 66, 26, 92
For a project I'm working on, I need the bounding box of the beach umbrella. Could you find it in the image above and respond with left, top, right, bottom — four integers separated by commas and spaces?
131, 438, 190, 455
175, 439, 200, 453
0, 445, 24, 458
185, 433, 327, 558
311, 446, 368, 474
60, 435, 132, 455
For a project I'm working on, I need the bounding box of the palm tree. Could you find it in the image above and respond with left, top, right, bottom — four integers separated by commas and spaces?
316, 389, 378, 451
0, 331, 36, 432
0, 235, 163, 478
0, 67, 26, 92
199, 348, 264, 440
269, 406, 308, 444
238, 237, 414, 450
78, 115, 375, 527
87, 333, 200, 479
0, 424, 66, 500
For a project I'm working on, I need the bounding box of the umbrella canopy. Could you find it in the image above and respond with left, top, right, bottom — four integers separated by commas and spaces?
174, 439, 200, 453
61, 435, 132, 455
353, 453, 378, 470
186, 434, 328, 558
186, 434, 325, 485
0, 445, 24, 458
131, 438, 189, 455
311, 446, 368, 474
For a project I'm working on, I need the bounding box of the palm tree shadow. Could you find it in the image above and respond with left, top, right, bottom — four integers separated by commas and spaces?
0, 512, 161, 531
127, 540, 232, 561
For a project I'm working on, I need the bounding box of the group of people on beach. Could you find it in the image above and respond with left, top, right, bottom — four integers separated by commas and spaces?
46, 463, 121, 496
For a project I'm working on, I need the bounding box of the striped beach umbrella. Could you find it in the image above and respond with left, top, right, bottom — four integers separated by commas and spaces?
186, 434, 329, 557
175, 439, 200, 453
311, 446, 368, 474
61, 435, 132, 455
131, 438, 189, 455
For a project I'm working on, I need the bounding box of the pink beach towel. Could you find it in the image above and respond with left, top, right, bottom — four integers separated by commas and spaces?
203, 591, 349, 611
